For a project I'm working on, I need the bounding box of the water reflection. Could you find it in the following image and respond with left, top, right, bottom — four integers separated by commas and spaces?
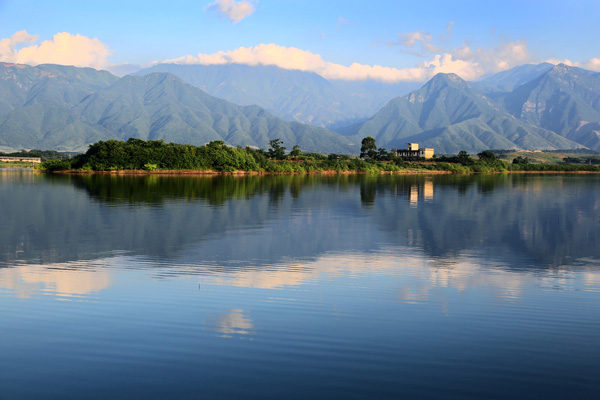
0, 261, 112, 298
210, 309, 254, 338
2, 170, 600, 399
1, 171, 599, 272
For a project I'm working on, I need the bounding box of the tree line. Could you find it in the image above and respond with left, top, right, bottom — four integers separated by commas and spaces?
39, 137, 600, 173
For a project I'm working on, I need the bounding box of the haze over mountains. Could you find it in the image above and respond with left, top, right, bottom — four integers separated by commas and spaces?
1, 61, 600, 154
135, 63, 420, 127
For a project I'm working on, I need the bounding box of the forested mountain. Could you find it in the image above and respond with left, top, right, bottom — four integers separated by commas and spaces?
2, 61, 600, 154
0, 63, 119, 151
0, 63, 354, 153
346, 73, 581, 153
134, 63, 418, 126
497, 64, 600, 150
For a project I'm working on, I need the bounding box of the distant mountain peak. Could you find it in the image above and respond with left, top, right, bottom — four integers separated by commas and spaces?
430, 72, 465, 83
550, 63, 573, 75
423, 73, 470, 91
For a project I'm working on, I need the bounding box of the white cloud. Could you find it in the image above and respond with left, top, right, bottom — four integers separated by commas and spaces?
156, 39, 534, 83
150, 22, 593, 83
159, 43, 429, 82
544, 57, 600, 72
584, 58, 600, 71
206, 0, 255, 23
0, 30, 38, 62
0, 31, 112, 69
389, 30, 445, 55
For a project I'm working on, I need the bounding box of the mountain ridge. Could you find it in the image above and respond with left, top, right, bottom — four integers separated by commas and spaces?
347, 71, 583, 153
2, 62, 600, 153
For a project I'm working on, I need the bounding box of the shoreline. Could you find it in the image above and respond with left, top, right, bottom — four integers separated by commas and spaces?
37, 168, 600, 176
41, 169, 454, 175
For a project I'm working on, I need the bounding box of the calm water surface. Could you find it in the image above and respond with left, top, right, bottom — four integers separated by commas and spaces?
1, 170, 599, 399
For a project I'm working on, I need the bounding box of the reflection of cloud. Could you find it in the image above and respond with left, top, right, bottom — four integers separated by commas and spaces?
0, 262, 112, 299
202, 248, 600, 313
212, 309, 254, 337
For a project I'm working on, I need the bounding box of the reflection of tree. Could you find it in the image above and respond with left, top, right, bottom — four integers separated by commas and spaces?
1, 172, 599, 271
66, 174, 322, 206
360, 177, 377, 207
370, 175, 600, 268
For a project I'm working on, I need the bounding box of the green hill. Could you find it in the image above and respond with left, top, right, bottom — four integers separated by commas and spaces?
348, 73, 581, 153
499, 64, 600, 150
0, 64, 355, 153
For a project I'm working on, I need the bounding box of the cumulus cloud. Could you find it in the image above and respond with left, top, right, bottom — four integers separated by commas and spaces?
206, 0, 255, 23
442, 40, 534, 80
159, 43, 429, 82
0, 31, 38, 61
156, 38, 535, 83
153, 22, 596, 83
0, 31, 112, 69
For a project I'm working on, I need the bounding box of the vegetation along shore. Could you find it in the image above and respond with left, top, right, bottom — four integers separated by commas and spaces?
34, 138, 600, 175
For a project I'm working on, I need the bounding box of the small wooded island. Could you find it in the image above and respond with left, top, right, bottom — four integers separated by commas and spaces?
37, 138, 600, 174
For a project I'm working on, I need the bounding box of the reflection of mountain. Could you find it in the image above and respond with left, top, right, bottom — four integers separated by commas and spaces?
1, 171, 599, 273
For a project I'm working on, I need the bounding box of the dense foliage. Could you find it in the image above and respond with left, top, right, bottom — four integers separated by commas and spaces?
39, 139, 600, 174
0, 150, 74, 161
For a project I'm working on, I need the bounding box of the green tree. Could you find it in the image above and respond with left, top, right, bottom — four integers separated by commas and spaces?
457, 150, 474, 165
268, 138, 286, 159
360, 136, 377, 159
477, 150, 497, 162
290, 145, 302, 159
376, 147, 389, 161
512, 156, 530, 165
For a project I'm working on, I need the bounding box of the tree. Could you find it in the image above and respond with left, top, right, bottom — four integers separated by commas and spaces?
457, 150, 474, 165
268, 139, 286, 159
376, 148, 389, 161
360, 136, 377, 159
290, 145, 302, 159
512, 156, 530, 165
477, 150, 497, 161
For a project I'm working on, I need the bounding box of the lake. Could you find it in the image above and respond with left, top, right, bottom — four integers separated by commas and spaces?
1, 169, 599, 399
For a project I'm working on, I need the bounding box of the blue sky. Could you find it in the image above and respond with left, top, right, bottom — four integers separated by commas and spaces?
0, 0, 599, 81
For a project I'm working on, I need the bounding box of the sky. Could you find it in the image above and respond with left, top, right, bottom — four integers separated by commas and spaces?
0, 0, 599, 82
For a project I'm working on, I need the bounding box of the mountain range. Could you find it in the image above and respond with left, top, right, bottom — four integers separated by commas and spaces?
0, 63, 354, 153
134, 63, 420, 127
345, 69, 584, 153
1, 61, 600, 154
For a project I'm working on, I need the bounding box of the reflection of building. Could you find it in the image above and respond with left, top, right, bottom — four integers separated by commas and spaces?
404, 180, 434, 206
424, 180, 433, 201
392, 143, 434, 159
